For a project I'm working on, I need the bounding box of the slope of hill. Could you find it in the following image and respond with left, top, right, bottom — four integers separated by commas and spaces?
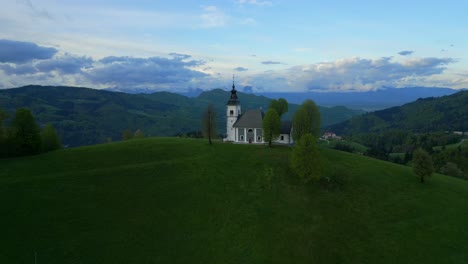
329, 90, 468, 135
1, 138, 468, 263
0, 85, 363, 146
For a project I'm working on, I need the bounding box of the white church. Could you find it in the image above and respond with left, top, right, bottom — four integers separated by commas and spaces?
224, 81, 293, 145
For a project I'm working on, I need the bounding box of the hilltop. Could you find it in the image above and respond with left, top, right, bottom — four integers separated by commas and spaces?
329, 90, 468, 135
0, 85, 362, 147
1, 138, 467, 263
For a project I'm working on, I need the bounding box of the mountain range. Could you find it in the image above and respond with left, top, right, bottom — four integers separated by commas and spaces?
0, 85, 363, 147
107, 86, 462, 110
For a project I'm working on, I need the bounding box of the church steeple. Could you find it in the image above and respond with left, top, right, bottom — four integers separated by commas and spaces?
227, 75, 240, 105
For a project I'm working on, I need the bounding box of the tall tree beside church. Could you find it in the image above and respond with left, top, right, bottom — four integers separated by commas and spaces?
10, 108, 42, 156
202, 104, 217, 145
269, 98, 289, 117
262, 108, 281, 147
292, 99, 321, 141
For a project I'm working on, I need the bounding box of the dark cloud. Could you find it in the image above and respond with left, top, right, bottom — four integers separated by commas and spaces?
0, 63, 37, 75
88, 56, 208, 86
168, 53, 191, 60
261, 60, 284, 65
398, 50, 414, 56
0, 39, 57, 63
234, 67, 248, 72
36, 54, 93, 74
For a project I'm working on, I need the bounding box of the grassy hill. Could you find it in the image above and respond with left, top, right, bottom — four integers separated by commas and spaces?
329, 90, 468, 135
0, 85, 363, 147
1, 138, 468, 263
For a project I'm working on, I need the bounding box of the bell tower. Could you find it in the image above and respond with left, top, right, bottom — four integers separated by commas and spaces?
226, 78, 241, 141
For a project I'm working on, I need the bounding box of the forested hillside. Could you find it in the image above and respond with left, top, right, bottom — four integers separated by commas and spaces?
0, 85, 363, 147
329, 91, 468, 135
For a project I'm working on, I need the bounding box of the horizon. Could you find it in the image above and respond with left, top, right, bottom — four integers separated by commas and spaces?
1, 1, 468, 92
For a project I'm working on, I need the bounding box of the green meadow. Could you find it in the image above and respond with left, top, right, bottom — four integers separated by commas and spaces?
1, 138, 467, 263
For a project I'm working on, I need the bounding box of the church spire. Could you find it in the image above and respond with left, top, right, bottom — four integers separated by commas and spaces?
227, 76, 240, 105
232, 74, 235, 90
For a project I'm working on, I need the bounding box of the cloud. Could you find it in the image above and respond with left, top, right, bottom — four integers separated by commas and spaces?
200, 6, 228, 28
398, 50, 414, 56
261, 60, 285, 65
168, 53, 191, 60
36, 54, 93, 74
283, 56, 456, 91
234, 67, 248, 72
16, 0, 53, 20
0, 39, 57, 63
237, 0, 272, 6
87, 56, 208, 88
0, 63, 38, 75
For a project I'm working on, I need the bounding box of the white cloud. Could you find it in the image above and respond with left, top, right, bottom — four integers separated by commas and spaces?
237, 0, 272, 6
200, 6, 228, 28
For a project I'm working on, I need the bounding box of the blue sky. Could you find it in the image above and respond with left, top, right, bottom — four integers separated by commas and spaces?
0, 0, 467, 92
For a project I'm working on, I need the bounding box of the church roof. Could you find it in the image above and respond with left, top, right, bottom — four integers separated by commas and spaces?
280, 120, 292, 134
233, 109, 264, 128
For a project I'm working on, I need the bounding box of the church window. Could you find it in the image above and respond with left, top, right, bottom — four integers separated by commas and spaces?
230, 110, 234, 115
281, 135, 284, 140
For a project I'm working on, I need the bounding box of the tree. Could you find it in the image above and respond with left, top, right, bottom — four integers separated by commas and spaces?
292, 99, 321, 141
412, 148, 434, 183
262, 108, 281, 147
269, 98, 288, 116
202, 104, 217, 144
10, 108, 42, 156
122, 129, 133, 140
41, 123, 62, 152
134, 129, 145, 139
290, 133, 324, 183
0, 109, 7, 157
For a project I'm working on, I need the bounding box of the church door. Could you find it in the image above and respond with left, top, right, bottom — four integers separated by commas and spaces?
247, 129, 254, 143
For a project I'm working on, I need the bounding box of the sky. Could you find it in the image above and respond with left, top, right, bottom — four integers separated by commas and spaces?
0, 0, 467, 92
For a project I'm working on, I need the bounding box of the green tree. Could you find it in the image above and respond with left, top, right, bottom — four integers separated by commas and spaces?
292, 99, 321, 141
269, 98, 289, 116
122, 129, 133, 140
10, 108, 42, 156
262, 108, 281, 147
290, 133, 324, 183
202, 104, 217, 145
41, 123, 62, 152
0, 109, 8, 157
412, 148, 434, 183
134, 129, 145, 139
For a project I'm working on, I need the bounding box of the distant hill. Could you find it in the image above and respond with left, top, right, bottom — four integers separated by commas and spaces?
328, 91, 468, 135
0, 85, 362, 147
259, 87, 461, 110
2, 138, 468, 263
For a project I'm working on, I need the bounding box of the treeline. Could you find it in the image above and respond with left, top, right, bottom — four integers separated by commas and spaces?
0, 108, 61, 158
341, 130, 467, 179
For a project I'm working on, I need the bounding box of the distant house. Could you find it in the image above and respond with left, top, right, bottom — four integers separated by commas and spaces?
322, 131, 342, 140
224, 81, 293, 145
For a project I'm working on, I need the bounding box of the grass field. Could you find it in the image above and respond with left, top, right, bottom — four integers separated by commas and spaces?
1, 138, 468, 263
